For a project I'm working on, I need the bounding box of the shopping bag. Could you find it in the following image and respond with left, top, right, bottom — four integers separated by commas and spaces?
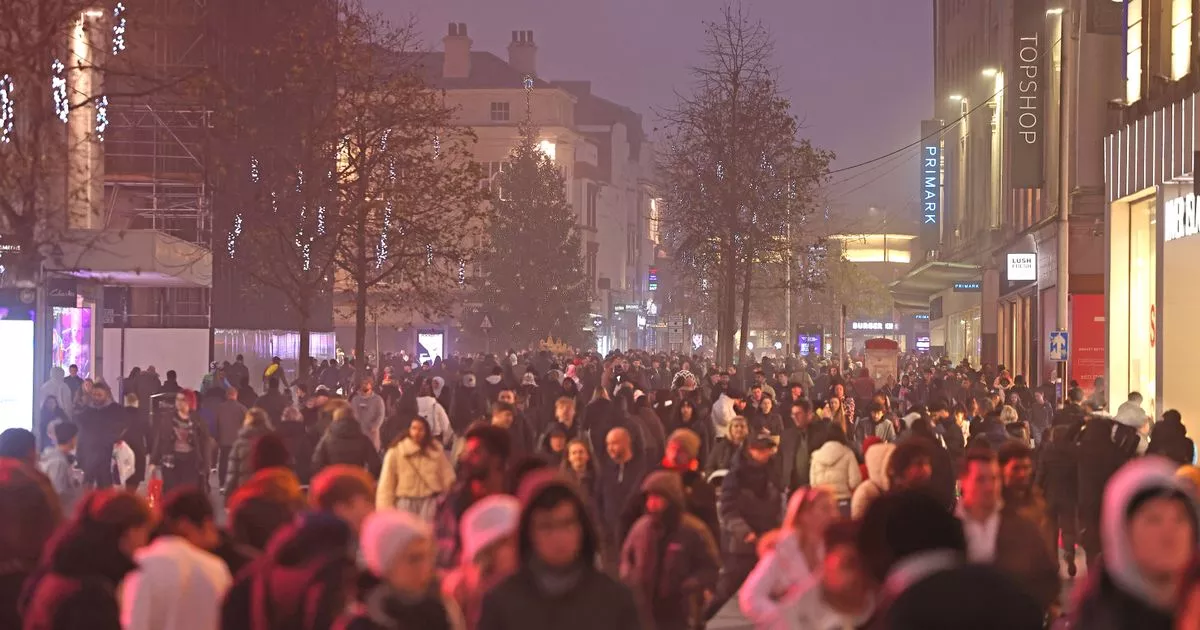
147, 469, 164, 508
113, 442, 136, 486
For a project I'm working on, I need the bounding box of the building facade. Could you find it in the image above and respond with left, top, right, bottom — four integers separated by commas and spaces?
892, 0, 1117, 391
1104, 0, 1200, 430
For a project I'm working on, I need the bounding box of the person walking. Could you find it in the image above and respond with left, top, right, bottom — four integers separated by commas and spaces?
353, 377, 387, 452
442, 496, 521, 630
222, 408, 274, 498
214, 386, 248, 489
377, 417, 456, 520
149, 390, 210, 495
312, 405, 382, 476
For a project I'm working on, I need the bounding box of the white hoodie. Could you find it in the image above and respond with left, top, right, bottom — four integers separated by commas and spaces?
417, 395, 454, 447
711, 393, 739, 439
121, 536, 231, 630
809, 441, 862, 500
850, 443, 895, 520
739, 491, 824, 630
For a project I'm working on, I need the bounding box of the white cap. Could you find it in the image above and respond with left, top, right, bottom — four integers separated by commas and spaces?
359, 510, 432, 577
460, 495, 521, 563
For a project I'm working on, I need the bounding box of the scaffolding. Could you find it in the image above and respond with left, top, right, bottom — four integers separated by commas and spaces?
102, 0, 212, 246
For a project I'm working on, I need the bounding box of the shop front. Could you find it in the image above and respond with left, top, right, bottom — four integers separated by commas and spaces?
1105, 92, 1197, 430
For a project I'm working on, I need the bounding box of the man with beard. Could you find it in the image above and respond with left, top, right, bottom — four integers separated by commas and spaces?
75, 382, 128, 488
619, 429, 720, 545
433, 424, 512, 570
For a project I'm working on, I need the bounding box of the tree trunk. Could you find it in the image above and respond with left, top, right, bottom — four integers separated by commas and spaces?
719, 235, 738, 367
737, 241, 753, 367
298, 311, 311, 389
354, 278, 368, 372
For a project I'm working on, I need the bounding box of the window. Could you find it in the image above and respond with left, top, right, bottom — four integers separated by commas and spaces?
1127, 0, 1143, 103
1172, 0, 1192, 80
490, 102, 510, 122
586, 243, 598, 290
585, 184, 598, 229
481, 162, 510, 199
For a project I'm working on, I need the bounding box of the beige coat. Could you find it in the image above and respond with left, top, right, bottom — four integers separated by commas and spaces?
376, 439, 456, 510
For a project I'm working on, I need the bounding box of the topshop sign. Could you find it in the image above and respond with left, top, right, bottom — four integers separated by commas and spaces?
1166, 193, 1200, 242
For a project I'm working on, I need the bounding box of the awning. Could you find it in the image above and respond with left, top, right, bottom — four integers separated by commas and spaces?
50, 229, 212, 288
888, 260, 981, 311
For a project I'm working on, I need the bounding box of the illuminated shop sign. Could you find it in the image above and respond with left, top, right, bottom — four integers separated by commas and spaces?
1007, 253, 1037, 282
851, 321, 896, 331
953, 281, 982, 292
920, 119, 943, 252
1011, 0, 1046, 188
648, 266, 658, 291
1166, 193, 1199, 242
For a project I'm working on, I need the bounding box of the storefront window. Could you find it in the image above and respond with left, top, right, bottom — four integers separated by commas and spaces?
946, 307, 982, 369
1172, 0, 1192, 80
1128, 197, 1157, 415
1127, 0, 1143, 104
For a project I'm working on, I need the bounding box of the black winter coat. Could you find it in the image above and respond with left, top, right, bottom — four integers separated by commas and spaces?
224, 424, 274, 496
276, 421, 314, 483
312, 418, 381, 476
1147, 417, 1195, 466
74, 403, 128, 482
1067, 563, 1173, 630
595, 457, 648, 541
718, 455, 784, 556
334, 585, 455, 630
1035, 426, 1079, 508
1075, 418, 1134, 551
477, 566, 641, 630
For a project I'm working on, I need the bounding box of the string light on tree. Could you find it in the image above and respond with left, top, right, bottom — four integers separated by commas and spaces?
51, 60, 67, 123
458, 258, 466, 285
111, 2, 127, 56
432, 135, 441, 159
426, 244, 433, 266
0, 75, 14, 143
316, 205, 326, 236
227, 213, 243, 258
95, 95, 109, 141
249, 156, 260, 183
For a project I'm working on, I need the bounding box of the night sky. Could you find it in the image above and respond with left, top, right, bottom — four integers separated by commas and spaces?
370, 0, 933, 224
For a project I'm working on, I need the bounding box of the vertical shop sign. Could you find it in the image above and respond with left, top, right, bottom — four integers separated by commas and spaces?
1011, 0, 1046, 188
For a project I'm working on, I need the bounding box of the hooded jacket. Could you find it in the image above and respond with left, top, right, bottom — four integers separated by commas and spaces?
1147, 416, 1194, 466
808, 440, 862, 500
312, 417, 382, 476
1068, 457, 1200, 630
352, 392, 386, 451
477, 470, 641, 630
718, 453, 785, 556
620, 471, 720, 630
850, 442, 894, 519
451, 377, 488, 433
120, 536, 232, 630
710, 394, 739, 440
416, 396, 454, 447
220, 513, 358, 630
39, 368, 73, 420
738, 490, 825, 630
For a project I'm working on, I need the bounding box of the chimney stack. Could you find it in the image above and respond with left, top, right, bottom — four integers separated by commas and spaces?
507, 30, 537, 77
442, 22, 471, 79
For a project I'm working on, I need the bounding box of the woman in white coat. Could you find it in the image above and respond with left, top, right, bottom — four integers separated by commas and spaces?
739, 486, 839, 630
377, 416, 456, 520
416, 378, 455, 448
808, 428, 862, 516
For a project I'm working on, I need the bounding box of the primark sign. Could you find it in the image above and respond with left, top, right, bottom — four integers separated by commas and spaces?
1166, 193, 1200, 242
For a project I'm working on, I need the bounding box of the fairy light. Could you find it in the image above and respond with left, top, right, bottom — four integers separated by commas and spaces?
458, 259, 466, 285
296, 168, 304, 193
51, 60, 67, 123
111, 2, 127, 56
249, 156, 260, 183
270, 191, 278, 214
0, 75, 14, 143
432, 135, 441, 159
95, 95, 109, 141
227, 213, 243, 258
426, 244, 433, 266
376, 132, 396, 269
316, 205, 326, 236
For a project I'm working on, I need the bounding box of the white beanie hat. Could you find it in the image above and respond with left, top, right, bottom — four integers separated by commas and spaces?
359, 510, 432, 577
460, 495, 521, 563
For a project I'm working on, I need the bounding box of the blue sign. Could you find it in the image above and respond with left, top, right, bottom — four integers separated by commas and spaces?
1049, 330, 1068, 362
913, 313, 930, 320
920, 119, 943, 252
953, 281, 981, 292
648, 266, 658, 292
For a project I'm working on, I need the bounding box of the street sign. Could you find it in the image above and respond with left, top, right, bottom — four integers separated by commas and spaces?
1049, 330, 1068, 362
479, 314, 493, 330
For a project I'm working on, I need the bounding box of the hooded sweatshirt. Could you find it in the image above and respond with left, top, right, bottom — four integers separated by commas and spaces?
476, 470, 642, 630
809, 440, 863, 500
1069, 457, 1200, 630
416, 396, 454, 447
850, 443, 895, 519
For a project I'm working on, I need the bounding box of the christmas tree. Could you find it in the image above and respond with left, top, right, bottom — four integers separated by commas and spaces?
479, 117, 591, 348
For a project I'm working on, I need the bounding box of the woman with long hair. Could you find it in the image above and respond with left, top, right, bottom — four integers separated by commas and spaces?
223, 407, 275, 497
150, 389, 210, 495
665, 399, 713, 466
377, 416, 456, 521
21, 489, 155, 630
826, 397, 850, 441
739, 486, 839, 630
561, 438, 598, 508
0, 459, 62, 630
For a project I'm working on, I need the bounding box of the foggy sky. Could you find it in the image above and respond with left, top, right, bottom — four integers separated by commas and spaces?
371, 0, 933, 224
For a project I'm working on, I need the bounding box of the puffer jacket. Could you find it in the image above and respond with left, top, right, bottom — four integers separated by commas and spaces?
738, 491, 825, 630
376, 439, 456, 510
312, 418, 382, 476
225, 424, 274, 496
849, 442, 894, 519
717, 455, 785, 556
808, 440, 861, 500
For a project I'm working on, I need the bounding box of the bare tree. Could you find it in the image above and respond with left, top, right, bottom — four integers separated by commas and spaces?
332, 12, 488, 364
658, 2, 831, 365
